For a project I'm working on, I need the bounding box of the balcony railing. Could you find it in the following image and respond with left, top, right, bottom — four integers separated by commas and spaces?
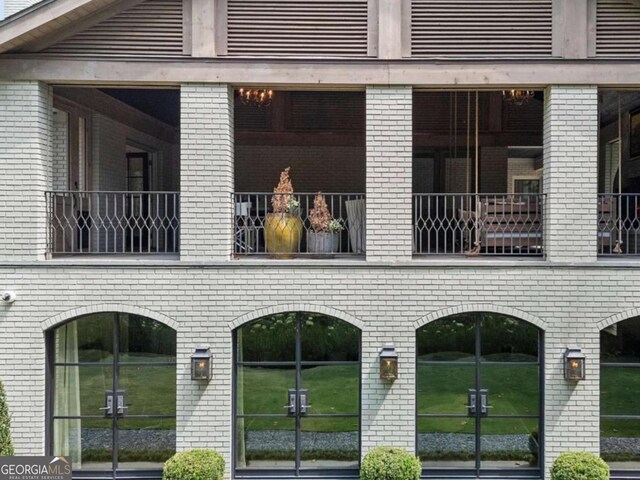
598, 193, 640, 255
233, 193, 365, 257
413, 193, 545, 256
46, 191, 180, 255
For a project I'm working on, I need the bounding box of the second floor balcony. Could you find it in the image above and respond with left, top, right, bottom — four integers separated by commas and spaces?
39, 86, 640, 262
413, 193, 545, 257
46, 191, 180, 256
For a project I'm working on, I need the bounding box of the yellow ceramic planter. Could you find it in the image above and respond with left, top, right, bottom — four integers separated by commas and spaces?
265, 213, 303, 258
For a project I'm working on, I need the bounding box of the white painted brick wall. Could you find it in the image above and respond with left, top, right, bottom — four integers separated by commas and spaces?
0, 264, 636, 479
52, 109, 69, 191
543, 86, 599, 262
366, 86, 413, 261
0, 81, 52, 260
180, 84, 234, 261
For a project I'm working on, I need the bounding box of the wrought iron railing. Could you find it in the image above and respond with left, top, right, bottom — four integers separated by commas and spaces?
233, 193, 365, 257
598, 193, 640, 255
413, 193, 545, 256
46, 191, 180, 255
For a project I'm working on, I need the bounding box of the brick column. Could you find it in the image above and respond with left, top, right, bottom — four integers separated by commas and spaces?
0, 81, 52, 261
544, 327, 600, 475
543, 86, 598, 262
366, 86, 413, 261
180, 84, 234, 261
361, 325, 416, 455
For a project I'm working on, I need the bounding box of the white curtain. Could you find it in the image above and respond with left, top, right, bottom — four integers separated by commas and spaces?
53, 322, 82, 466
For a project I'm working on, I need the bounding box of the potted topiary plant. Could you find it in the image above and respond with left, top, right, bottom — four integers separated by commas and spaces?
264, 167, 303, 258
308, 193, 344, 254
361, 446, 421, 480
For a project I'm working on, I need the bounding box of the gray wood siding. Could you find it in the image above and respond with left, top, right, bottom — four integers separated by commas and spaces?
597, 0, 640, 56
43, 0, 183, 57
226, 0, 369, 57
411, 0, 553, 57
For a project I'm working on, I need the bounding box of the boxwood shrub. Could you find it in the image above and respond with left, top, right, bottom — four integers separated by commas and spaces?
551, 452, 609, 480
163, 449, 224, 480
361, 447, 421, 480
0, 378, 14, 456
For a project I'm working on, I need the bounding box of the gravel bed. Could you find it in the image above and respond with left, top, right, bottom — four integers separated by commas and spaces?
77, 428, 640, 455
602, 437, 640, 454
418, 433, 529, 453
247, 431, 358, 451
81, 428, 175, 450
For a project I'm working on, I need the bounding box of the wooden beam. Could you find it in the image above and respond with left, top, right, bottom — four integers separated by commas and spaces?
552, 0, 589, 59
377, 0, 402, 59
3, 57, 640, 86
191, 0, 216, 57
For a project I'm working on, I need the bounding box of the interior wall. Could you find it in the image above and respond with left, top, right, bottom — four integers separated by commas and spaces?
52, 109, 69, 191
507, 158, 541, 193
234, 91, 366, 193
92, 114, 177, 192
235, 145, 365, 192
413, 91, 543, 194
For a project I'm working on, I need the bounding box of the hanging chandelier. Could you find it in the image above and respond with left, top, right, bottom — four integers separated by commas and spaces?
238, 88, 274, 107
502, 89, 534, 106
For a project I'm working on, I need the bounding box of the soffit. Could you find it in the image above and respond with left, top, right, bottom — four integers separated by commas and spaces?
0, 0, 143, 54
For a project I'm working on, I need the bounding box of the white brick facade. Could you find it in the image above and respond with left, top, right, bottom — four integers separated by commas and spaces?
366, 87, 413, 261
0, 263, 637, 478
543, 86, 599, 262
0, 82, 635, 480
180, 84, 234, 261
0, 81, 52, 261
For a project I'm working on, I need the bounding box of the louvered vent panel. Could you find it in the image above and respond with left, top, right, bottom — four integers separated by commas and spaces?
597, 0, 640, 56
227, 0, 368, 57
411, 0, 553, 57
43, 0, 183, 57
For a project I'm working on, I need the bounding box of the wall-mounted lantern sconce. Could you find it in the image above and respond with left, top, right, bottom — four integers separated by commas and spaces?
564, 348, 586, 381
379, 344, 398, 381
191, 346, 212, 381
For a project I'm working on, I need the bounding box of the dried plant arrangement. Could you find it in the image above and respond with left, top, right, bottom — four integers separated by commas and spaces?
309, 193, 343, 233
271, 167, 299, 214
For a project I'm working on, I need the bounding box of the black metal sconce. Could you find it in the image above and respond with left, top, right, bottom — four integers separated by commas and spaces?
564, 348, 586, 381
379, 344, 398, 381
191, 346, 212, 381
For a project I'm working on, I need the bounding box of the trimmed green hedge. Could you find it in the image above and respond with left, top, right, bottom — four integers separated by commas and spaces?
551, 452, 609, 480
0, 378, 14, 456
361, 447, 421, 480
163, 450, 224, 480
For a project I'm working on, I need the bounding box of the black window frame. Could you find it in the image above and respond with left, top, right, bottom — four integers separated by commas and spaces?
415, 312, 545, 479
232, 311, 362, 479
45, 312, 177, 480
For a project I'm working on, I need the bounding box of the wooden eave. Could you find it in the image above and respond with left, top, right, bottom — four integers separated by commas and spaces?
0, 0, 140, 54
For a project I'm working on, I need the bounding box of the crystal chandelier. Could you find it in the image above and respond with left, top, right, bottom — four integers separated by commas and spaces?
502, 89, 534, 106
238, 88, 274, 107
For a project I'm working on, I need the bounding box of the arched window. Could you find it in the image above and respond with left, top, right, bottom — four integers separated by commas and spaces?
47, 312, 176, 476
416, 312, 543, 477
234, 312, 361, 477
601, 316, 640, 471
